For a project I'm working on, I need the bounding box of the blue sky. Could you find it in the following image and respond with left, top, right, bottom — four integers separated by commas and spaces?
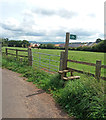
0, 0, 105, 42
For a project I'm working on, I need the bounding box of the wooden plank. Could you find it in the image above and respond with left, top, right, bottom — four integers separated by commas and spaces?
63, 70, 70, 72
58, 69, 70, 74
63, 76, 80, 80
58, 71, 64, 74
17, 49, 28, 52
67, 59, 106, 69
67, 59, 96, 66
7, 53, 28, 57
7, 48, 28, 52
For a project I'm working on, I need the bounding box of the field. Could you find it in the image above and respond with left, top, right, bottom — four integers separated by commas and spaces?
2, 47, 106, 77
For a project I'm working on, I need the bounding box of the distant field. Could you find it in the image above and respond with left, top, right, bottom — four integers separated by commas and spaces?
2, 47, 106, 77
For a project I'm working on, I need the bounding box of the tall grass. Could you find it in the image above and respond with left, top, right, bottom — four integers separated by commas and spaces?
2, 55, 105, 119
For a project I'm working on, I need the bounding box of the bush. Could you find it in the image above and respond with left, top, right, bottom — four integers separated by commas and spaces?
92, 40, 106, 52
39, 44, 47, 49
56, 76, 105, 119
46, 44, 55, 49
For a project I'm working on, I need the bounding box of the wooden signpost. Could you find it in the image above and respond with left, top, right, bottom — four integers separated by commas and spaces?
63, 32, 77, 70
59, 32, 80, 80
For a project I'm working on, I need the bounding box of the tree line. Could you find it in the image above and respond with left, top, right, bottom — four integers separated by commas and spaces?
1, 38, 105, 52
1, 38, 30, 48
39, 39, 106, 52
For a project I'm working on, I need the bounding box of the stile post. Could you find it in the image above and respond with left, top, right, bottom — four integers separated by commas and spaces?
95, 60, 101, 81
63, 32, 70, 70
59, 51, 65, 71
6, 48, 8, 56
59, 51, 65, 79
28, 48, 32, 66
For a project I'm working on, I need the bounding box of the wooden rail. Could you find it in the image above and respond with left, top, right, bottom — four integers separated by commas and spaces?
7, 48, 28, 52
5, 48, 32, 66
67, 59, 106, 68
67, 59, 96, 66
7, 53, 28, 57
66, 59, 106, 81
67, 67, 106, 81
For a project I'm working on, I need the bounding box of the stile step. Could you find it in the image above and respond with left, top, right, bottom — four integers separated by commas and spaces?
63, 76, 80, 80
58, 71, 64, 74
58, 69, 70, 74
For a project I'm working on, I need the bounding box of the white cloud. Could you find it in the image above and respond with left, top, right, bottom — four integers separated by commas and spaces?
0, 0, 105, 42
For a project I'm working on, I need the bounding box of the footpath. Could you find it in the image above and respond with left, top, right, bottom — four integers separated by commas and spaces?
2, 68, 74, 119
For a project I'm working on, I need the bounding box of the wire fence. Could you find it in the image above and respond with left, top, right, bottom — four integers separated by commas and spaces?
32, 52, 60, 73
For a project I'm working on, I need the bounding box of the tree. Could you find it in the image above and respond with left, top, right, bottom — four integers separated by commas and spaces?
96, 38, 102, 43
8, 40, 30, 47
46, 43, 55, 49
92, 40, 106, 52
22, 40, 30, 48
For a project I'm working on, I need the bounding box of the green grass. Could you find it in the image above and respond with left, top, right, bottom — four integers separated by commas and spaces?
2, 55, 105, 119
2, 47, 106, 77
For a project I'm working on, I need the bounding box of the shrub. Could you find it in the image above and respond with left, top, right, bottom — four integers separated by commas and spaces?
46, 44, 55, 49
92, 40, 106, 52
56, 75, 105, 119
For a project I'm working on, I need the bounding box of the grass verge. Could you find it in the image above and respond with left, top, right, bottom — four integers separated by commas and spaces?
2, 55, 105, 119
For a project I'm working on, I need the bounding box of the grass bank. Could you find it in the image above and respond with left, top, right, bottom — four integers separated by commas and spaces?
2, 55, 105, 119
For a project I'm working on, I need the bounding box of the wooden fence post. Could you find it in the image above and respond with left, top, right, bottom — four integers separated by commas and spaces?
28, 48, 32, 66
59, 51, 65, 71
5, 48, 8, 56
63, 32, 70, 70
95, 60, 101, 81
16, 49, 18, 59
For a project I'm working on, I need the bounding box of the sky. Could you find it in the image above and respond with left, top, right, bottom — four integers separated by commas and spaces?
0, 0, 105, 43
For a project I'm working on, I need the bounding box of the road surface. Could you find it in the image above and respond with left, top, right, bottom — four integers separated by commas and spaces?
2, 68, 74, 119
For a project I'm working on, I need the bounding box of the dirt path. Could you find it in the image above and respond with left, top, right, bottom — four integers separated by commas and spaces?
2, 68, 74, 119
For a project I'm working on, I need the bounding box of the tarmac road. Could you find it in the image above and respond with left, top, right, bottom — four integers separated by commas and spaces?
2, 68, 74, 119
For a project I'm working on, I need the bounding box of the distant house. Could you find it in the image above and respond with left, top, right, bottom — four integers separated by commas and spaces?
69, 44, 82, 48
54, 44, 60, 47
29, 43, 40, 48
59, 44, 65, 47
83, 42, 97, 47
54, 43, 83, 48
54, 44, 65, 47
